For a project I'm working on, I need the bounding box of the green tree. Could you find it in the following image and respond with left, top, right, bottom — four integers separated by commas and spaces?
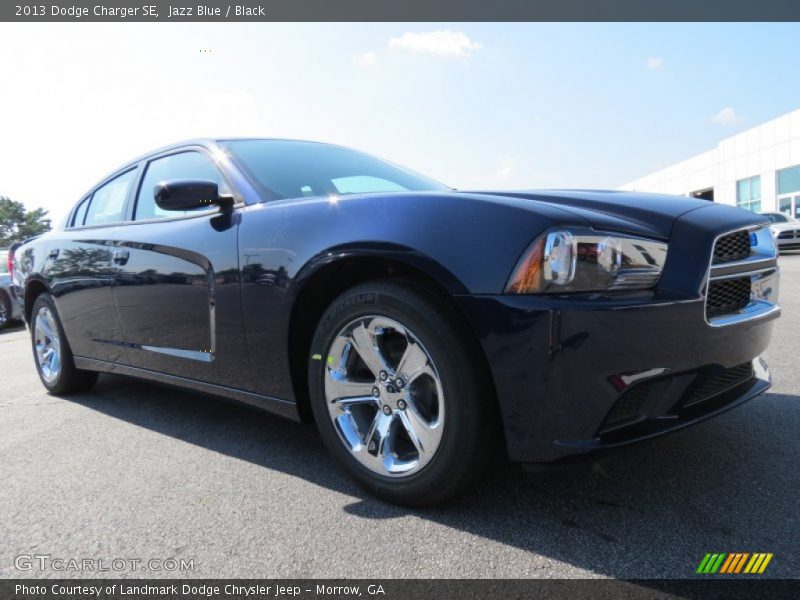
0, 196, 51, 246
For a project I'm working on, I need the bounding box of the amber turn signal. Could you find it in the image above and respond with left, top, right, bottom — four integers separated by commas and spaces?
505, 237, 545, 294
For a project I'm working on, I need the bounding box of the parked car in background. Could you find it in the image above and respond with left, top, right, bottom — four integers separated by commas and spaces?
0, 245, 24, 329
761, 212, 800, 252
12, 138, 781, 505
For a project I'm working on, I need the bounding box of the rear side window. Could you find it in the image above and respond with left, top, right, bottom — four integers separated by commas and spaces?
84, 170, 136, 227
71, 196, 90, 227
135, 151, 228, 221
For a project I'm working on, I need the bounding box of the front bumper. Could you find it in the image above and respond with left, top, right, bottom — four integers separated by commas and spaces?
456, 292, 776, 463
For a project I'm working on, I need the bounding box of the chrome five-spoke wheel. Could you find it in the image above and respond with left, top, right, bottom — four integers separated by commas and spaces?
34, 305, 62, 383
324, 315, 445, 478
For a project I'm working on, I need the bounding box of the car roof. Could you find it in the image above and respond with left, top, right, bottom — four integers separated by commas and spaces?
92, 137, 342, 189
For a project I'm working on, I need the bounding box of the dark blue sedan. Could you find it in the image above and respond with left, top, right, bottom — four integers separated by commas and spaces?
12, 139, 780, 505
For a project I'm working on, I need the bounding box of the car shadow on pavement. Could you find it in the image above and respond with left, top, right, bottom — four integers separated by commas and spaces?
65, 374, 800, 578
0, 322, 26, 335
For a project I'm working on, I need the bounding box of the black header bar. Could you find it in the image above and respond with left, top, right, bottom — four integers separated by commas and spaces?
3, 0, 800, 22
3, 579, 800, 600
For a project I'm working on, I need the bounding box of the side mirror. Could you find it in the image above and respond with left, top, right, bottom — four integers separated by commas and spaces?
154, 180, 233, 211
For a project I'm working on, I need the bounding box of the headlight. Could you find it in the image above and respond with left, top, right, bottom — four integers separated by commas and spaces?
506, 228, 669, 294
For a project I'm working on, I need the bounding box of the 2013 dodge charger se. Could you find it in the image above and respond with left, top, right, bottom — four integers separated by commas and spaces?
13, 139, 780, 505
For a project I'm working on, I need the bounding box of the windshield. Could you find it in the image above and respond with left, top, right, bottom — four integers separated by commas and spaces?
221, 140, 449, 201
764, 213, 792, 223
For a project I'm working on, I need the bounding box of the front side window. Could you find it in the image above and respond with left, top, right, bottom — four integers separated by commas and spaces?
84, 169, 136, 227
221, 140, 449, 201
135, 151, 228, 221
736, 175, 761, 213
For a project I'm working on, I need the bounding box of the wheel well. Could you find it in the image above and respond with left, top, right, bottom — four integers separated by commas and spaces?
24, 280, 48, 323
288, 256, 492, 423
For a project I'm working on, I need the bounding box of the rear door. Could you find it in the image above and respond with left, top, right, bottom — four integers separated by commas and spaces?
110, 148, 246, 387
48, 168, 139, 363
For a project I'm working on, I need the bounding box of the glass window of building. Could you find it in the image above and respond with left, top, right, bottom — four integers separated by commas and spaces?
777, 165, 800, 219
777, 165, 800, 195
736, 175, 761, 213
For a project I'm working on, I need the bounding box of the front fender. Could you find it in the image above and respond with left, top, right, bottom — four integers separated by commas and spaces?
239, 191, 586, 295
290, 241, 470, 298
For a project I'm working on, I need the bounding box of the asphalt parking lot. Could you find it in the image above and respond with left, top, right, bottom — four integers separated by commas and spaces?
1, 256, 799, 580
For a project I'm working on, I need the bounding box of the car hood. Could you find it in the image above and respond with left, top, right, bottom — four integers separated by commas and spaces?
463, 189, 721, 240
768, 221, 800, 233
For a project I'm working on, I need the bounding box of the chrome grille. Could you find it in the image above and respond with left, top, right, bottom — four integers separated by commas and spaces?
713, 230, 751, 264
706, 277, 751, 316
704, 225, 779, 326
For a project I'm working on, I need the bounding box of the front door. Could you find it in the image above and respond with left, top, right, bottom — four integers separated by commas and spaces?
110, 149, 246, 388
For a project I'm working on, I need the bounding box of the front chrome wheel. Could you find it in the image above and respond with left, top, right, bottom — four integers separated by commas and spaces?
34, 306, 62, 383
324, 315, 445, 478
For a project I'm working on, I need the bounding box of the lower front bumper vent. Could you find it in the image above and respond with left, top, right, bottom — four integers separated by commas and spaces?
598, 362, 757, 439
599, 383, 653, 431
707, 277, 751, 316
678, 363, 754, 411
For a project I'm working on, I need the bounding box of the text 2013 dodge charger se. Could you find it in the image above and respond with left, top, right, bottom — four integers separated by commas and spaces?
14, 139, 780, 505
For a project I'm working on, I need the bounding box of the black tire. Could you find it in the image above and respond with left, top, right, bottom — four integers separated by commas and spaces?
30, 293, 98, 394
308, 278, 501, 506
0, 292, 10, 330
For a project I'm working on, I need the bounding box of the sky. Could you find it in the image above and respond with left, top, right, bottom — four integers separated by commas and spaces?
1, 22, 799, 225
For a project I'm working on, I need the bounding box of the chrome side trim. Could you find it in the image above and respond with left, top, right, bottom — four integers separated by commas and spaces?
138, 345, 213, 362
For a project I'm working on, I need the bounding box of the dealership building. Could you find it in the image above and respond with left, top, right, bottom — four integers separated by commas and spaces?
619, 108, 800, 218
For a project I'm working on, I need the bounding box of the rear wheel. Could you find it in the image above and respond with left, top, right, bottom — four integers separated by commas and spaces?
30, 293, 98, 394
308, 279, 500, 506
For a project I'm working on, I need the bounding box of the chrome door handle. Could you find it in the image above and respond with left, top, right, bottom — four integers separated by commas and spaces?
112, 249, 130, 265
48, 248, 59, 260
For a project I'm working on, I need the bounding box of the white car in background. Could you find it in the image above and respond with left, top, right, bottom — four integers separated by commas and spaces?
0, 247, 24, 329
761, 212, 800, 253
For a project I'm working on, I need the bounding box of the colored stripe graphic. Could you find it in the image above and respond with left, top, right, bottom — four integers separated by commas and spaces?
720, 553, 749, 573
699, 552, 773, 574
733, 553, 750, 573
719, 554, 736, 574
697, 553, 727, 573
759, 554, 774, 573
744, 553, 774, 574
696, 553, 713, 573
